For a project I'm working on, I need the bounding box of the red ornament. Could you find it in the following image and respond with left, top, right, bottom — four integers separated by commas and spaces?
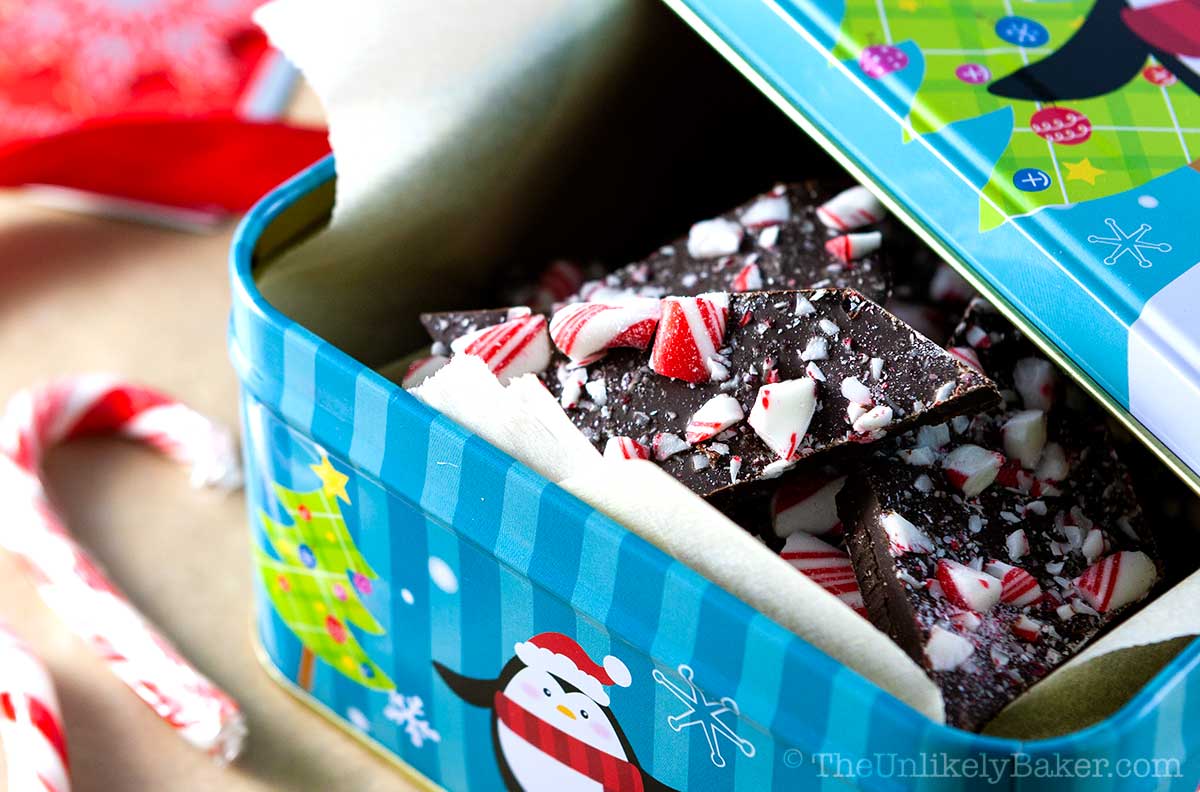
332, 583, 349, 602
1030, 107, 1092, 145
352, 571, 373, 595
325, 615, 347, 644
277, 575, 291, 593
1142, 65, 1177, 87
296, 504, 312, 521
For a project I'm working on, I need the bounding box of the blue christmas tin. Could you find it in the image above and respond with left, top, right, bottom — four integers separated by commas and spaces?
232, 160, 1200, 792
228, 3, 1200, 787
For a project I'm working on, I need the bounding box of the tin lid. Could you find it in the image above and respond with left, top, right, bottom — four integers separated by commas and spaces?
663, 0, 1200, 491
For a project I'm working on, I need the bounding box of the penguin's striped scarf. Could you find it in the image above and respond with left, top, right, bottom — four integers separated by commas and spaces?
494, 691, 644, 792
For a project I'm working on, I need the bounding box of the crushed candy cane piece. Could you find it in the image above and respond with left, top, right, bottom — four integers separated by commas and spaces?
937, 559, 1002, 613
649, 293, 730, 383
1006, 529, 1029, 561
800, 337, 828, 361
1073, 551, 1157, 613
925, 626, 974, 671
816, 186, 886, 231
549, 298, 661, 364
881, 511, 934, 555
947, 346, 983, 373
1011, 615, 1043, 642
984, 560, 1043, 607
603, 437, 650, 460
1002, 409, 1047, 469
739, 193, 791, 228
748, 378, 817, 459
943, 444, 1004, 497
840, 376, 873, 406
652, 433, 689, 461
731, 262, 763, 292
687, 217, 743, 258
451, 314, 552, 383
853, 405, 893, 434
824, 231, 882, 263
685, 394, 745, 444
1013, 357, 1057, 412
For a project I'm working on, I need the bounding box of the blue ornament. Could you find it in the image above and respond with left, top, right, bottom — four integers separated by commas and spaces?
1013, 168, 1052, 192
995, 16, 1049, 48
361, 663, 375, 678
299, 544, 317, 568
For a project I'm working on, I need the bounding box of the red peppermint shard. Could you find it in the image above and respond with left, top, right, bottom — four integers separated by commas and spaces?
649, 293, 730, 384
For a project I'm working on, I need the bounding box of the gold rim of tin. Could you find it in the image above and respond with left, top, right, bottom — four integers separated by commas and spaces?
249, 633, 445, 791
660, 0, 1200, 498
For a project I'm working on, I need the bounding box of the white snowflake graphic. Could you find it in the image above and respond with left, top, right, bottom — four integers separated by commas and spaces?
346, 706, 371, 733
1087, 218, 1172, 268
383, 693, 441, 748
651, 664, 755, 768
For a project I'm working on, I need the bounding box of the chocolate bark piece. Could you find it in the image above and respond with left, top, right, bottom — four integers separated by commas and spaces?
581, 182, 893, 304
840, 301, 1159, 731
593, 289, 998, 499
840, 455, 1157, 732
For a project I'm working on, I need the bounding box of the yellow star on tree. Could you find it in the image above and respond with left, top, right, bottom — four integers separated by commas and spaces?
1063, 158, 1105, 186
310, 454, 351, 503
898, 0, 918, 11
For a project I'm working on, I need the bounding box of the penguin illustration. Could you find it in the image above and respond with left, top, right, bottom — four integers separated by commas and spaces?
989, 0, 1200, 100
435, 632, 679, 792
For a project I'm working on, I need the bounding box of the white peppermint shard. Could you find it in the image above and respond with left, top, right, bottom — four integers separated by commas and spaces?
748, 378, 817, 460
687, 217, 743, 258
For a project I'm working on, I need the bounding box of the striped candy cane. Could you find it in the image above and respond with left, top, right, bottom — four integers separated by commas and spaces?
0, 375, 246, 762
0, 624, 69, 792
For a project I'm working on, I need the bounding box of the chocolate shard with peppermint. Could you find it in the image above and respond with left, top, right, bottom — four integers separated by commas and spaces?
838, 302, 1160, 732
592, 289, 998, 499
420, 307, 529, 352
580, 182, 894, 305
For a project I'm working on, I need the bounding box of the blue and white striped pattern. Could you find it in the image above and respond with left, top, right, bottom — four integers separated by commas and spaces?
230, 157, 1200, 791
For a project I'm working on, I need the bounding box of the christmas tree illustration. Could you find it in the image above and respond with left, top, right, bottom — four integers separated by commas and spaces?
256, 454, 393, 692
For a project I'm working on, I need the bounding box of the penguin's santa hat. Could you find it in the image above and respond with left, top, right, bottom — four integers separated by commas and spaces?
514, 633, 632, 707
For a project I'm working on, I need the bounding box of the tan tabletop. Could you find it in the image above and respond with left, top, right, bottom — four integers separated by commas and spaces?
0, 89, 421, 791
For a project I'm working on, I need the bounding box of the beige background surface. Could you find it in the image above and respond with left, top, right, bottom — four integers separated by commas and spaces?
0, 89, 422, 791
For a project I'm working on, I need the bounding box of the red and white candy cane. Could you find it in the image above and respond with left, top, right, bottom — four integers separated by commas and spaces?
0, 375, 245, 762
0, 624, 70, 792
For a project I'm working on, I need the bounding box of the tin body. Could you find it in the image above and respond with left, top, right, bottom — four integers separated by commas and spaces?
231, 156, 1200, 791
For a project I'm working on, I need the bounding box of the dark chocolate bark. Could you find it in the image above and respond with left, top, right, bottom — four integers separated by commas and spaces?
420, 308, 522, 352
593, 289, 998, 498
839, 300, 1159, 732
580, 182, 892, 304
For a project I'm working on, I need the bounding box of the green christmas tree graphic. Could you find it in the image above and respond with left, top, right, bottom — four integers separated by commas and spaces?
256, 454, 393, 691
